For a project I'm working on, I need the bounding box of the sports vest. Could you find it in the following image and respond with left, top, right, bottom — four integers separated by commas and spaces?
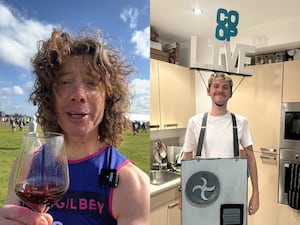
49, 145, 130, 225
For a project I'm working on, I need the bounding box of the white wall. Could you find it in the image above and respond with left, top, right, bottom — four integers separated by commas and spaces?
194, 70, 212, 114
235, 16, 300, 51
185, 16, 300, 114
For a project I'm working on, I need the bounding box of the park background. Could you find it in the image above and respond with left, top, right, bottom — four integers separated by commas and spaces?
0, 0, 150, 206
0, 123, 149, 206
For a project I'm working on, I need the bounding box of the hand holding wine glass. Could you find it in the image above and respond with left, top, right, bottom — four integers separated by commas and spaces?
14, 132, 69, 213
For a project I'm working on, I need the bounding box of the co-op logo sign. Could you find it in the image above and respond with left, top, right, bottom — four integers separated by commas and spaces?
215, 8, 239, 41
185, 171, 220, 205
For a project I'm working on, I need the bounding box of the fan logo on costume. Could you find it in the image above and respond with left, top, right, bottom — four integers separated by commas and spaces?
185, 171, 220, 205
192, 177, 216, 200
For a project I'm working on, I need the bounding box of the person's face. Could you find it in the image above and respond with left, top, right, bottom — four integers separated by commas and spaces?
54, 55, 105, 139
207, 78, 232, 107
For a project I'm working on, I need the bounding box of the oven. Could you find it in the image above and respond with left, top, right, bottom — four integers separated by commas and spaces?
279, 102, 300, 205
278, 148, 300, 204
280, 102, 300, 149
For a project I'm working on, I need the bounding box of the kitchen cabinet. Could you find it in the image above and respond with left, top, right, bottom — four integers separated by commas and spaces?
228, 63, 283, 225
248, 151, 279, 225
151, 186, 181, 225
150, 58, 161, 127
150, 59, 196, 129
282, 60, 300, 102
167, 201, 181, 225
276, 204, 300, 225
278, 60, 300, 225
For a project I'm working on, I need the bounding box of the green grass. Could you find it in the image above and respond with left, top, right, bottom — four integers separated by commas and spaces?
118, 130, 150, 174
0, 124, 25, 206
0, 123, 149, 206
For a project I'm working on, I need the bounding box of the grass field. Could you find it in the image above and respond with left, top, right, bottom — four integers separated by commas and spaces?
0, 123, 150, 206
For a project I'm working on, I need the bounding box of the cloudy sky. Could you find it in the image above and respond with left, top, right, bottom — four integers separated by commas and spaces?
0, 0, 150, 120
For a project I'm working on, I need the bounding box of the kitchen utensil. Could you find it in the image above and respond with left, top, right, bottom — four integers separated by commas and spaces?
153, 139, 167, 163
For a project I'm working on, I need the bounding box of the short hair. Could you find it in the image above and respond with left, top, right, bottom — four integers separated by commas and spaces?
208, 73, 233, 91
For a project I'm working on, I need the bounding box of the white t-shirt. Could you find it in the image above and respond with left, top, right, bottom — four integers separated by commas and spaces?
182, 112, 253, 158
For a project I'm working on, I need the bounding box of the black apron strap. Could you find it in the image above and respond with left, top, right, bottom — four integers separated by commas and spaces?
196, 112, 239, 157
231, 113, 239, 157
196, 112, 208, 156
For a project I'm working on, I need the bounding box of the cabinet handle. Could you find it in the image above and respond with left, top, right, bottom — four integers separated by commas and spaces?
168, 201, 179, 209
164, 123, 178, 128
260, 148, 277, 155
260, 155, 277, 161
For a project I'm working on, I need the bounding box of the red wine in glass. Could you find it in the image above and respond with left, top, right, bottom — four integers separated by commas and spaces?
15, 181, 67, 213
14, 132, 69, 213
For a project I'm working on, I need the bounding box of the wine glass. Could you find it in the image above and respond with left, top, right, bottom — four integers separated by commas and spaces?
14, 132, 69, 213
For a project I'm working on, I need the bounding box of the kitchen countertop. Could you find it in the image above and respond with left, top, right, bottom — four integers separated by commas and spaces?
150, 177, 180, 197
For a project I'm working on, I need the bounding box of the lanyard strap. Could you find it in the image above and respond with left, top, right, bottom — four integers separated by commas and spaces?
196, 112, 208, 156
231, 113, 239, 157
196, 112, 239, 157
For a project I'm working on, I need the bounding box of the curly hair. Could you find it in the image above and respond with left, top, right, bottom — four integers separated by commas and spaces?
29, 28, 134, 146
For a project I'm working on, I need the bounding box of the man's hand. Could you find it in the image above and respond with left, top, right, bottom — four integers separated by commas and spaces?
248, 192, 259, 215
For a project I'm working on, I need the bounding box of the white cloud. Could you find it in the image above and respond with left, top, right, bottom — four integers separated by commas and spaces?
0, 92, 37, 116
129, 113, 149, 122
0, 3, 17, 27
25, 81, 34, 89
129, 78, 149, 95
0, 2, 55, 70
0, 85, 24, 95
131, 26, 150, 58
130, 94, 150, 115
0, 95, 11, 112
12, 104, 36, 115
129, 78, 149, 115
120, 7, 139, 29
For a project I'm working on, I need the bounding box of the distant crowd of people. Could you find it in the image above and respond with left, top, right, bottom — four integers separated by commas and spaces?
131, 121, 149, 135
9, 117, 25, 132
2, 116, 147, 136
0, 116, 37, 133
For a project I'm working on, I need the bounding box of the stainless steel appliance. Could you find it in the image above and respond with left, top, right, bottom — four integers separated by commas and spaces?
280, 102, 300, 149
278, 148, 300, 204
279, 102, 300, 205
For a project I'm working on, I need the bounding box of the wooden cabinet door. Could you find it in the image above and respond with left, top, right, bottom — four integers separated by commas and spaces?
151, 187, 181, 225
248, 151, 279, 225
150, 59, 161, 128
283, 60, 300, 102
150, 59, 196, 129
229, 63, 282, 149
158, 61, 195, 129
228, 63, 283, 225
276, 204, 300, 225
151, 199, 181, 225
167, 200, 181, 225
151, 204, 168, 225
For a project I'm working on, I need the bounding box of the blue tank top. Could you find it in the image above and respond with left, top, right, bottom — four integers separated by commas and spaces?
49, 145, 130, 225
